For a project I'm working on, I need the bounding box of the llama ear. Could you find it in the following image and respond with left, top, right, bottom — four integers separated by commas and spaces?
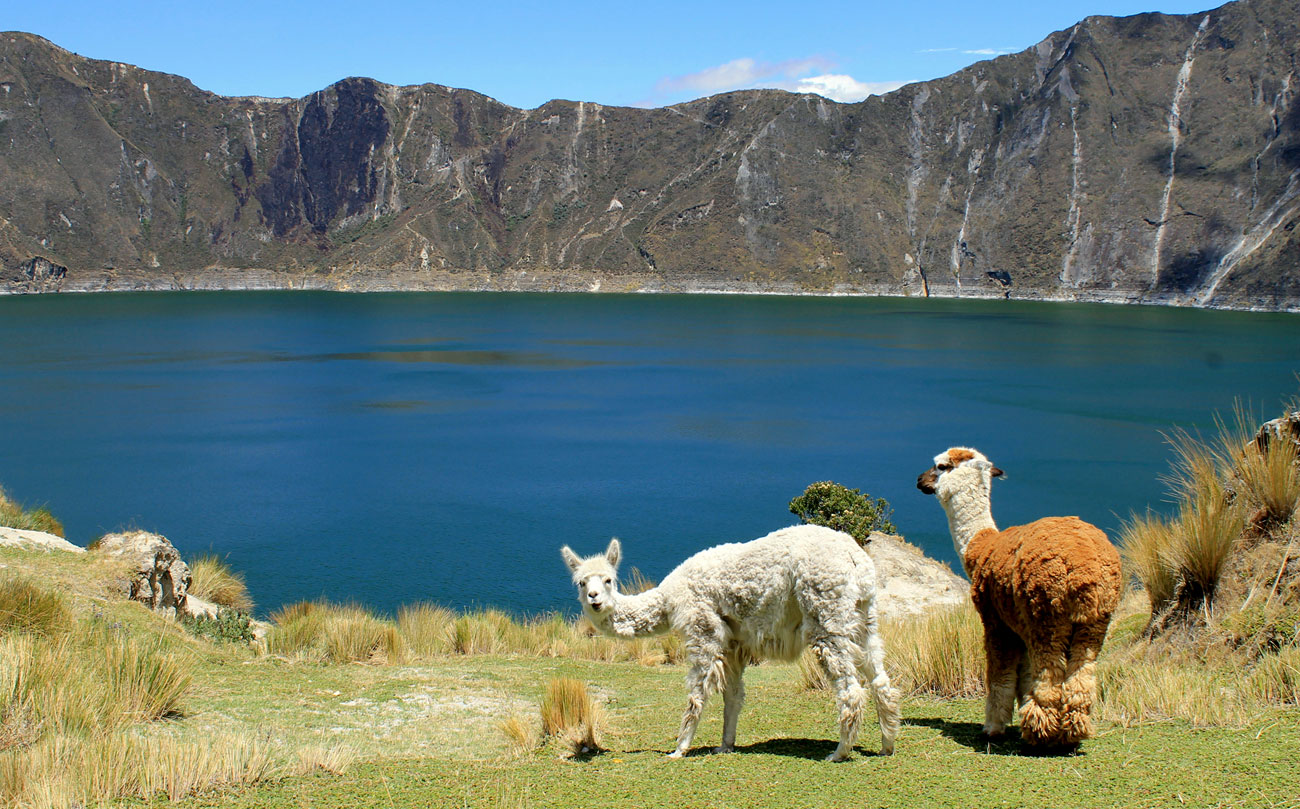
560, 546, 582, 572
604, 538, 621, 568
991, 466, 1005, 479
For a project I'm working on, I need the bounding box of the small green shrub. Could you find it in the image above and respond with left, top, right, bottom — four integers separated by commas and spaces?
183, 609, 255, 645
788, 481, 895, 544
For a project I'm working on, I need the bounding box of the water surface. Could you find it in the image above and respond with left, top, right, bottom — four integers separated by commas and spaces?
1, 292, 1296, 616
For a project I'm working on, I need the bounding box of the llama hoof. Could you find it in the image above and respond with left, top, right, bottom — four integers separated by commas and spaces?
980, 726, 1007, 740
824, 751, 850, 762
713, 745, 735, 754
666, 750, 686, 759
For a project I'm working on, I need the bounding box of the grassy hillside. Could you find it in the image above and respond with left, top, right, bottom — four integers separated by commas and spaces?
4, 402, 1300, 807
2, 538, 1298, 808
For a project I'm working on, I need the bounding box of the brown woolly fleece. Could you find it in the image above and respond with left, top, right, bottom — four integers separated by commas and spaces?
966, 516, 1122, 747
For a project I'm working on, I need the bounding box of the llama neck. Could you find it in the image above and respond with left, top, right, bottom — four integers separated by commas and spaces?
943, 488, 998, 569
601, 588, 671, 639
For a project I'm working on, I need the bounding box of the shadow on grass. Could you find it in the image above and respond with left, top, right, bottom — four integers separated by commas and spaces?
615, 738, 889, 760
906, 717, 1085, 757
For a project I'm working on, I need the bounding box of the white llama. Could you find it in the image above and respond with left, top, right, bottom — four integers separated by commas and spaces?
560, 526, 901, 760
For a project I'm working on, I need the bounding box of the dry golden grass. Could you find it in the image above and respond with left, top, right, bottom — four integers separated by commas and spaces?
188, 554, 255, 613
1168, 484, 1248, 609
294, 744, 356, 776
1235, 422, 1300, 529
396, 602, 456, 658
498, 714, 541, 757
0, 575, 71, 638
883, 605, 986, 698
539, 677, 605, 756
1119, 510, 1179, 611
265, 601, 406, 663
1, 732, 276, 808
0, 486, 64, 538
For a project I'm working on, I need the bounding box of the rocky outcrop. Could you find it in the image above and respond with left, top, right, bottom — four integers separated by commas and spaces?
6, 257, 67, 292
866, 532, 969, 618
0, 526, 85, 553
1253, 410, 1300, 453
1, 0, 1298, 308
91, 530, 194, 617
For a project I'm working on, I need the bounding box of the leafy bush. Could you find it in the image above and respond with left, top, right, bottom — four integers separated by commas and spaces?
788, 481, 895, 544
183, 609, 255, 645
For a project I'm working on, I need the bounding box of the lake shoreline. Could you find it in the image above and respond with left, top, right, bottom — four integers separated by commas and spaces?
4, 267, 1298, 314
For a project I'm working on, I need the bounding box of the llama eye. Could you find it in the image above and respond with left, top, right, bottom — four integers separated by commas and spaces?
937, 463, 953, 471
604, 578, 612, 586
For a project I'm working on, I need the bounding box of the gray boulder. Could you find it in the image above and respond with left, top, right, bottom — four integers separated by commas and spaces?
865, 532, 969, 618
92, 530, 193, 617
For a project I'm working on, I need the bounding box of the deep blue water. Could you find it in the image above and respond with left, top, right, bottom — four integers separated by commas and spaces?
1, 291, 1297, 617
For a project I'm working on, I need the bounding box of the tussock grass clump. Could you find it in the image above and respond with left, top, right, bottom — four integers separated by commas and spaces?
1119, 510, 1179, 609
539, 677, 605, 756
188, 554, 254, 613
1246, 645, 1300, 706
498, 714, 541, 757
294, 744, 356, 776
1, 732, 275, 808
882, 605, 985, 698
397, 602, 456, 658
0, 486, 64, 538
1239, 443, 1300, 533
265, 601, 405, 664
0, 575, 71, 637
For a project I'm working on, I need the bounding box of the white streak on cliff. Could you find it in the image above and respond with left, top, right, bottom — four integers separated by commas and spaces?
1061, 105, 1085, 285
948, 149, 984, 290
1151, 15, 1209, 285
1195, 171, 1300, 305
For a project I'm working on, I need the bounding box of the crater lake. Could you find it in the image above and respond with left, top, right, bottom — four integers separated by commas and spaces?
1, 291, 1297, 616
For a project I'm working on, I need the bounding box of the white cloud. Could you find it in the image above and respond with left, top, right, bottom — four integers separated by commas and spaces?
646, 58, 907, 106
962, 48, 1016, 56
785, 74, 910, 103
654, 56, 833, 97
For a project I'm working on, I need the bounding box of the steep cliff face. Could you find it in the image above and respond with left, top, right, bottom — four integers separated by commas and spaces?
1, 0, 1297, 308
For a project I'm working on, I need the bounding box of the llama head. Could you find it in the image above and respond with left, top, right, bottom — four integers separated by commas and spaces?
560, 538, 622, 618
916, 447, 1004, 505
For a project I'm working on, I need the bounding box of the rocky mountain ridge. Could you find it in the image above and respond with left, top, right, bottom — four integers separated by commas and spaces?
1, 0, 1297, 308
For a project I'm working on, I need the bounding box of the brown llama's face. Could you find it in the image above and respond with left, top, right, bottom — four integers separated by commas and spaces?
917, 447, 1003, 496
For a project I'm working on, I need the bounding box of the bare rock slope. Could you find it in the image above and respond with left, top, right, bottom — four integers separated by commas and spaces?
1, 0, 1297, 308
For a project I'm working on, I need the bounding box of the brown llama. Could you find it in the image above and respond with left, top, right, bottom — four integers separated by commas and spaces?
917, 447, 1121, 749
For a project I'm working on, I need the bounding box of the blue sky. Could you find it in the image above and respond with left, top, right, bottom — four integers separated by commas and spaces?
8, 0, 1214, 109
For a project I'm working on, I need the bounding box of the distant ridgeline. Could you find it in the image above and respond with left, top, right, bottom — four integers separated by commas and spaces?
1, 0, 1298, 309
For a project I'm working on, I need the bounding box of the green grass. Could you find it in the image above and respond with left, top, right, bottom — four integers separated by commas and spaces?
169, 661, 1300, 809
4, 543, 1300, 807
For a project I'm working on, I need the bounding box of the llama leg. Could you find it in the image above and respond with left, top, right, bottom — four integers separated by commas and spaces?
812, 636, 866, 762
981, 622, 1024, 738
1060, 619, 1109, 744
859, 601, 900, 755
717, 649, 747, 753
1019, 624, 1071, 746
669, 648, 726, 758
